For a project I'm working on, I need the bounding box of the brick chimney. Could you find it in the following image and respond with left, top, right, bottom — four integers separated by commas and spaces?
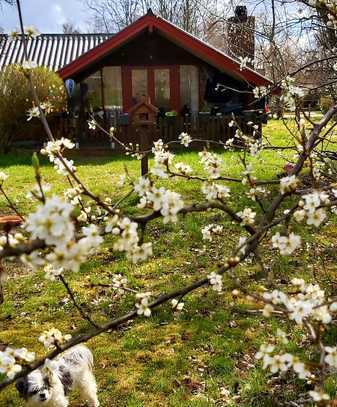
226, 6, 255, 68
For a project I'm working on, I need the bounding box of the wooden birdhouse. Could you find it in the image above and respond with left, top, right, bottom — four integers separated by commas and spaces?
129, 96, 159, 125
129, 96, 159, 176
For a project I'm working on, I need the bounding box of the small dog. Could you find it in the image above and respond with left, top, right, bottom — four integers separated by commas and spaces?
16, 345, 100, 407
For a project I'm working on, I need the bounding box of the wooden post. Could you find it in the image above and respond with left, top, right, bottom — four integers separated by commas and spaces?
139, 124, 149, 176
100, 68, 107, 130
128, 99, 158, 176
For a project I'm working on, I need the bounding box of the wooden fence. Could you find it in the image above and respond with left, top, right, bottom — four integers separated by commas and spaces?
12, 111, 264, 150
112, 113, 263, 150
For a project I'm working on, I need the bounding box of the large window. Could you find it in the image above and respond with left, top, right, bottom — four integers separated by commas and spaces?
103, 67, 122, 108
132, 69, 148, 105
180, 65, 199, 113
84, 71, 103, 111
154, 69, 170, 109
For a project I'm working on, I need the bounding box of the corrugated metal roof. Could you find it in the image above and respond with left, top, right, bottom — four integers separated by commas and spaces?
0, 33, 114, 72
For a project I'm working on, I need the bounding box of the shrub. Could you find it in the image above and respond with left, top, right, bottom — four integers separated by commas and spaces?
320, 96, 334, 114
0, 64, 67, 153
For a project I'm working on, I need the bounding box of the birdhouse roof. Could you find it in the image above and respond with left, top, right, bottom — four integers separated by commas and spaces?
129, 100, 159, 115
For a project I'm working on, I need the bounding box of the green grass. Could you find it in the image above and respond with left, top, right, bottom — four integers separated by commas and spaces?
1, 118, 337, 406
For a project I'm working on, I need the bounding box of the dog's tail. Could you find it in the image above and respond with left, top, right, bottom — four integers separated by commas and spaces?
63, 345, 94, 370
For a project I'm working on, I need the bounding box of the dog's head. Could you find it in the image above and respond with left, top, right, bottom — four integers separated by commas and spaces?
16, 370, 51, 404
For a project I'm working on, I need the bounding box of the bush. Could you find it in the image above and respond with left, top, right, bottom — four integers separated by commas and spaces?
320, 96, 334, 114
0, 64, 67, 153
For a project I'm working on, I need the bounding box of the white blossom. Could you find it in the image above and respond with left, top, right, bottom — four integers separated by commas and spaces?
88, 119, 97, 130
44, 264, 63, 280
236, 207, 256, 225
309, 389, 330, 402
324, 346, 337, 368
246, 186, 267, 201
201, 224, 223, 241
280, 76, 305, 110
202, 183, 230, 201
112, 274, 128, 293
268, 353, 293, 373
0, 171, 8, 183
255, 344, 275, 360
81, 224, 103, 249
38, 328, 72, 349
253, 86, 268, 98
276, 328, 289, 344
25, 196, 74, 247
134, 176, 151, 196
280, 175, 298, 194
135, 292, 152, 317
262, 303, 274, 317
0, 352, 22, 379
53, 157, 76, 176
288, 301, 313, 324
27, 106, 40, 121
293, 209, 306, 222
127, 242, 153, 263
237, 236, 247, 254
40, 138, 75, 162
271, 232, 301, 255
22, 60, 37, 70
198, 151, 222, 179
208, 272, 223, 292
171, 299, 184, 310
24, 25, 40, 38
306, 208, 326, 227
179, 132, 192, 147
239, 56, 253, 70
175, 162, 193, 175
293, 359, 310, 379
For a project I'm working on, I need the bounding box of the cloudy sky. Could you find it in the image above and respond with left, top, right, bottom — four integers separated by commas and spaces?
0, 0, 90, 33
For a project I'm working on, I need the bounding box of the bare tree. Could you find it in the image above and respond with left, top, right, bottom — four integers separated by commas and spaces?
84, 0, 146, 32
83, 0, 220, 37
62, 22, 81, 34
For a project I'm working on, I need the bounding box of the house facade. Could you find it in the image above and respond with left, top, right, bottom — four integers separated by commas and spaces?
0, 7, 272, 148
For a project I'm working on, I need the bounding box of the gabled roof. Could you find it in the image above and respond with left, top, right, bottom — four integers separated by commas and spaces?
58, 10, 271, 87
0, 33, 114, 72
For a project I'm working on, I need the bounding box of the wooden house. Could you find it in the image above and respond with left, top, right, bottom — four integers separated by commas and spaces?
0, 7, 272, 148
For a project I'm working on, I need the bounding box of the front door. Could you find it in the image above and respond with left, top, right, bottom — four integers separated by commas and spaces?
122, 66, 180, 113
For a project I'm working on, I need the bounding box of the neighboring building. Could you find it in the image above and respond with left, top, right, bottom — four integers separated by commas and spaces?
0, 8, 271, 147
0, 33, 113, 72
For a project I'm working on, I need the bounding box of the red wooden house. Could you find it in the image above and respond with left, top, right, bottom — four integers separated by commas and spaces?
0, 7, 272, 148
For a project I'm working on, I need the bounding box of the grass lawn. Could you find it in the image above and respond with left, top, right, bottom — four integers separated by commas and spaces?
1, 118, 337, 406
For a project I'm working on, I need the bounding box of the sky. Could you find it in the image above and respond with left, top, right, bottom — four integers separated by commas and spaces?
0, 0, 90, 33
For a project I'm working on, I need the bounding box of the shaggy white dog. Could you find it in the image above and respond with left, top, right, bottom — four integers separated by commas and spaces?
16, 345, 99, 407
